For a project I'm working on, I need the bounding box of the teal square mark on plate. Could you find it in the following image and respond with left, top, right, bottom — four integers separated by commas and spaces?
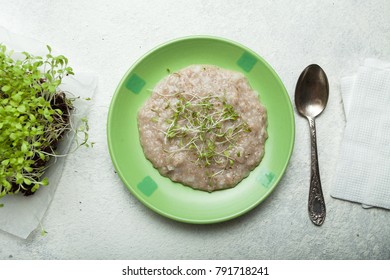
137, 176, 158, 196
237, 52, 258, 72
126, 74, 145, 94
257, 171, 275, 189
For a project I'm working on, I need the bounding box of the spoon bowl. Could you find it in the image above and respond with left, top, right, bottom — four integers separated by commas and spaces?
295, 64, 329, 118
295, 64, 329, 226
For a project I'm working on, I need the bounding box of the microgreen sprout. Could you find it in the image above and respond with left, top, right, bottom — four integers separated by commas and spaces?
157, 92, 251, 172
0, 44, 90, 198
37, 220, 48, 236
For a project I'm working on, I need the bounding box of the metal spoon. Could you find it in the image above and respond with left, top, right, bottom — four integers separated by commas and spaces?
295, 64, 329, 226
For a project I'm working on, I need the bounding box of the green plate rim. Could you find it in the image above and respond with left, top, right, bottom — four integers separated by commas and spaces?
107, 35, 295, 224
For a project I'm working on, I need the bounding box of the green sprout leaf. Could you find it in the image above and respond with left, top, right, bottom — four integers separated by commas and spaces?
41, 178, 49, 186
1, 85, 11, 92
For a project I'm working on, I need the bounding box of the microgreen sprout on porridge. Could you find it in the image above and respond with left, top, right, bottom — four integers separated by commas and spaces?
137, 65, 268, 192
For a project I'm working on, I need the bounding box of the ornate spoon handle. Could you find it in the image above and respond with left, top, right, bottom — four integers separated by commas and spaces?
307, 117, 326, 226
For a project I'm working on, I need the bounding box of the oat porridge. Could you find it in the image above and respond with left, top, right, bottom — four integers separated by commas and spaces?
137, 65, 268, 192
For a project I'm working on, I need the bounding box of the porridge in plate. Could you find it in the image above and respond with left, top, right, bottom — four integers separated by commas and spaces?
137, 65, 267, 192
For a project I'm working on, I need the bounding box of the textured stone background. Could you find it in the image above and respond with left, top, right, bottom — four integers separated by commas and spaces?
0, 0, 389, 259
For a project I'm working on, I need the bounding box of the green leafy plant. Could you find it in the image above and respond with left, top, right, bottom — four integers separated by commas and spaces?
0, 44, 89, 198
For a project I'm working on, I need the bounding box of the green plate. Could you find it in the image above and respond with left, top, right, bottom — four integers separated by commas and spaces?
107, 36, 295, 223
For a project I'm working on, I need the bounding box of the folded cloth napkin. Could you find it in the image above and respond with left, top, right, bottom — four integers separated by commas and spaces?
331, 58, 390, 210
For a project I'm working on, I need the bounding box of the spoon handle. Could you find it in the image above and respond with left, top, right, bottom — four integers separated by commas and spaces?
307, 117, 326, 226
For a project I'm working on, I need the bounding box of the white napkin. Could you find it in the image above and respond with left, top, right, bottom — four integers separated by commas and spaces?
0, 26, 98, 238
331, 58, 390, 210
